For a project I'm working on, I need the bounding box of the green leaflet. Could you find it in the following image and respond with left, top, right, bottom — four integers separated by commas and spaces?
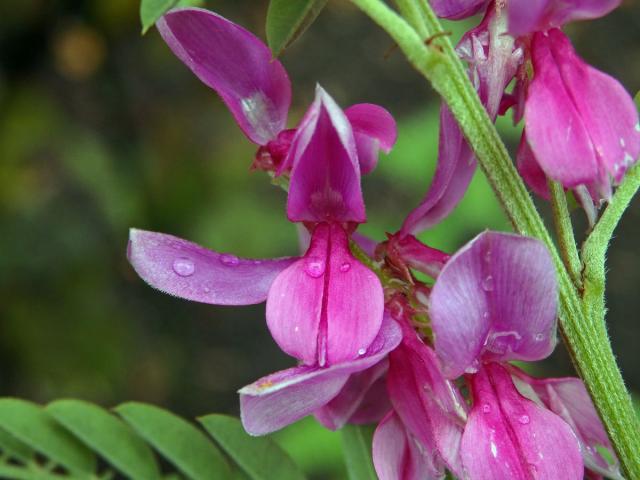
115, 402, 232, 480
47, 399, 162, 480
0, 398, 96, 475
340, 424, 377, 480
266, 0, 328, 56
140, 0, 203, 34
199, 414, 305, 480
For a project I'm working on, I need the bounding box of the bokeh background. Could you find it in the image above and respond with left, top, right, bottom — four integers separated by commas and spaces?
1, 0, 639, 477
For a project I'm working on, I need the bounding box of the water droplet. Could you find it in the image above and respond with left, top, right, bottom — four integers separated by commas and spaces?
620, 138, 626, 148
203, 286, 211, 294
304, 257, 326, 278
294, 326, 300, 333
534, 333, 544, 342
220, 254, 240, 266
482, 311, 490, 320
635, 123, 640, 133
482, 404, 491, 414
482, 275, 494, 291
173, 258, 195, 277
484, 250, 492, 263
340, 262, 351, 272
357, 348, 366, 355
518, 414, 530, 425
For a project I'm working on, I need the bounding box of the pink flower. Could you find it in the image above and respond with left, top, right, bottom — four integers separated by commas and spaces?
519, 28, 640, 204
129, 7, 402, 435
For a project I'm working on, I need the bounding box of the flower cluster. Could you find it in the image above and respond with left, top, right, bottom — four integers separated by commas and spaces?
412, 0, 640, 229
128, 5, 627, 479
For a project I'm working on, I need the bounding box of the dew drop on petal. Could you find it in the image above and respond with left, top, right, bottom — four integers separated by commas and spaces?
203, 286, 211, 294
357, 347, 366, 356
482, 311, 490, 320
173, 258, 195, 277
220, 254, 240, 266
482, 275, 494, 291
620, 138, 626, 148
305, 257, 326, 278
294, 326, 299, 333
482, 404, 491, 414
340, 262, 351, 272
534, 333, 544, 341
518, 414, 530, 425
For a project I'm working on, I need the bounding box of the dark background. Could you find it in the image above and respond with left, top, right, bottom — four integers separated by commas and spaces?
1, 1, 639, 477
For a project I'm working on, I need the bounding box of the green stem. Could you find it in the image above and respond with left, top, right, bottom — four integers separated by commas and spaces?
348, 0, 640, 475
548, 181, 583, 290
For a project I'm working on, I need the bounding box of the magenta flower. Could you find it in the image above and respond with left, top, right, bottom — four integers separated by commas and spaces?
129, 6, 402, 436
380, 316, 468, 478
428, 231, 584, 478
157, 7, 396, 174
431, 0, 489, 20
520, 28, 640, 203
510, 366, 623, 479
461, 362, 583, 480
507, 0, 622, 37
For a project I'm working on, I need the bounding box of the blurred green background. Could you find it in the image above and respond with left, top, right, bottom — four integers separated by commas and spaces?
1, 1, 639, 477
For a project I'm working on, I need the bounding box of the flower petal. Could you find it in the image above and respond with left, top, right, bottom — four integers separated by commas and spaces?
430, 0, 489, 20
508, 0, 621, 37
286, 86, 366, 223
314, 359, 389, 430
511, 368, 623, 480
239, 315, 401, 435
401, 105, 476, 235
345, 103, 398, 174
461, 363, 583, 480
430, 231, 558, 378
157, 7, 291, 145
544, 29, 640, 185
372, 412, 444, 480
388, 320, 467, 477
266, 223, 384, 366
516, 130, 550, 199
127, 229, 296, 305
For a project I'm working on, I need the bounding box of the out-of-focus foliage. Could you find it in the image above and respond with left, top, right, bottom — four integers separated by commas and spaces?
0, 1, 639, 478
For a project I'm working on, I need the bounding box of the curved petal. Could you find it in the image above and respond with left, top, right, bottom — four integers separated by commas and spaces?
401, 104, 476, 235
266, 223, 384, 366
239, 315, 401, 435
128, 229, 296, 305
286, 86, 366, 223
373, 412, 444, 480
345, 103, 398, 174
430, 0, 489, 20
461, 363, 583, 480
157, 8, 291, 145
430, 232, 558, 378
510, 368, 623, 480
508, 0, 621, 37
388, 321, 467, 477
545, 29, 640, 185
314, 359, 389, 430
517, 130, 550, 199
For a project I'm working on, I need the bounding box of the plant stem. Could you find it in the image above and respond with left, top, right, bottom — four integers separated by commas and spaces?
348, 0, 640, 475
582, 163, 640, 326
548, 181, 583, 290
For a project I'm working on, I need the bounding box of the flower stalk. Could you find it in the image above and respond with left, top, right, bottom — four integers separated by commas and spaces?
348, 0, 640, 475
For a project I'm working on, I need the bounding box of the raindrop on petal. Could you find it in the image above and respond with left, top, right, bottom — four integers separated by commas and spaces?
534, 333, 544, 342
357, 347, 366, 356
340, 262, 351, 272
304, 257, 326, 278
482, 275, 494, 291
173, 258, 195, 277
518, 414, 530, 425
220, 254, 240, 266
482, 404, 491, 414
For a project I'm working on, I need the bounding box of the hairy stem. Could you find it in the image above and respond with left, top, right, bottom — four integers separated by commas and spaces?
548, 181, 583, 290
349, 0, 640, 475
